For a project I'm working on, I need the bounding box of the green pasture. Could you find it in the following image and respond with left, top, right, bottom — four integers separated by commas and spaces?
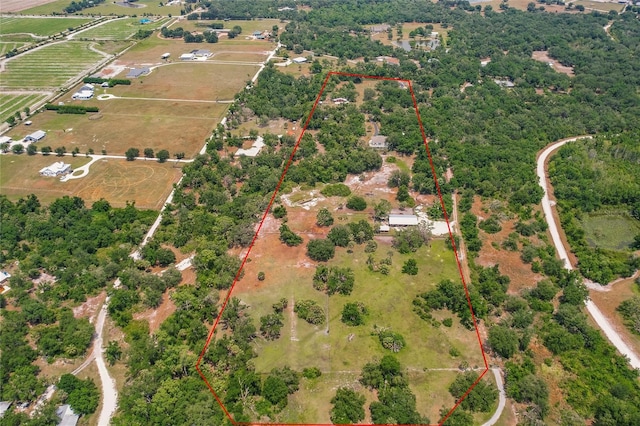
237, 237, 483, 377
1, 41, 103, 89
76, 17, 169, 40
22, 0, 182, 17
0, 16, 93, 37
0, 94, 49, 124
582, 213, 640, 251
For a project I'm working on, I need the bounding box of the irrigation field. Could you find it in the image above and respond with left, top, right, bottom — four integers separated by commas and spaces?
76, 17, 170, 41
0, 16, 94, 37
0, 93, 49, 124
1, 41, 104, 89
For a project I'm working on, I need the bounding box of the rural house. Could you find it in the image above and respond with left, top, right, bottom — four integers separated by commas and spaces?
369, 135, 388, 149
56, 404, 79, 426
39, 161, 71, 177
389, 214, 419, 226
24, 130, 46, 143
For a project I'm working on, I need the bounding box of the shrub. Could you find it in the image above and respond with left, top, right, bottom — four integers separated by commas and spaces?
321, 183, 351, 197
306, 239, 335, 262
341, 302, 368, 326
279, 224, 303, 246
272, 205, 287, 219
378, 330, 406, 352
302, 367, 322, 379
294, 299, 325, 325
316, 207, 334, 226
346, 196, 367, 211
402, 259, 418, 275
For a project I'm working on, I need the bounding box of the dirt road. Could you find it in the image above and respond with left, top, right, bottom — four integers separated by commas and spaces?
94, 303, 118, 426
537, 136, 640, 370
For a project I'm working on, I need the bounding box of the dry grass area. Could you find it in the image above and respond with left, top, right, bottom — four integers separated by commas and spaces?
111, 62, 259, 100
472, 197, 546, 294
369, 22, 451, 47
1, 154, 182, 209
4, 100, 227, 157
532, 50, 575, 77
589, 277, 640, 359
1, 0, 59, 12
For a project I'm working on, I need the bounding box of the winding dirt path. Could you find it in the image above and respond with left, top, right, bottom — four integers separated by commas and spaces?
537, 136, 640, 370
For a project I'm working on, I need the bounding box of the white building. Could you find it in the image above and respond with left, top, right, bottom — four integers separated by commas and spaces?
72, 90, 93, 100
161, 52, 171, 59
56, 405, 79, 426
191, 49, 211, 58
292, 57, 307, 64
235, 136, 265, 157
39, 161, 71, 177
369, 135, 388, 149
0, 271, 10, 284
0, 401, 12, 418
389, 214, 419, 226
24, 130, 46, 143
180, 53, 195, 61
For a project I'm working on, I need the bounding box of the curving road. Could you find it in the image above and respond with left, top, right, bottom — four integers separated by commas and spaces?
482, 368, 506, 426
537, 136, 640, 370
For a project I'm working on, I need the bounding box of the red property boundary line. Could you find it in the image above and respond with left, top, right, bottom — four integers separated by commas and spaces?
196, 71, 489, 426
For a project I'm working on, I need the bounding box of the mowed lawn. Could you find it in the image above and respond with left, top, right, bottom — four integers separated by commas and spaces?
76, 17, 170, 40
0, 16, 93, 37
0, 154, 183, 209
4, 98, 228, 158
1, 41, 103, 89
0, 93, 48, 123
21, 0, 182, 16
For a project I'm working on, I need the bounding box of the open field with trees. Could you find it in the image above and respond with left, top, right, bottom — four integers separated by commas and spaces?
1, 41, 104, 89
0, 93, 48, 124
4, 99, 227, 158
0, 16, 93, 37
0, 154, 182, 209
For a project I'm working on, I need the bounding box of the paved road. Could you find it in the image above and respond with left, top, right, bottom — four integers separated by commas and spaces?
537, 136, 640, 370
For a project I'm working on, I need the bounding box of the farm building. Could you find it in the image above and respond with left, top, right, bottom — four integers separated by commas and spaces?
161, 52, 171, 59
0, 401, 12, 418
126, 67, 150, 78
0, 271, 10, 284
292, 57, 307, 64
56, 405, 79, 426
191, 49, 211, 58
379, 225, 390, 232
369, 135, 388, 149
180, 53, 195, 61
39, 161, 71, 177
389, 214, 419, 226
72, 83, 95, 100
24, 130, 46, 143
235, 136, 265, 157
370, 24, 390, 33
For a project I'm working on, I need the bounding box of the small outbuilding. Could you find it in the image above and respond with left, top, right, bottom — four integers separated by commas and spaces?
0, 401, 12, 418
191, 49, 211, 58
389, 214, 419, 226
292, 57, 307, 64
0, 136, 12, 145
0, 271, 10, 284
126, 67, 150, 78
161, 52, 171, 59
180, 53, 195, 61
24, 130, 46, 143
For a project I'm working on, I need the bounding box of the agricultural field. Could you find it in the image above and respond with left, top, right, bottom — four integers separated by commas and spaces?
0, 93, 49, 124
582, 213, 640, 251
1, 41, 104, 89
0, 41, 30, 56
0, 16, 93, 37
21, 0, 182, 16
74, 17, 170, 40
0, 153, 183, 209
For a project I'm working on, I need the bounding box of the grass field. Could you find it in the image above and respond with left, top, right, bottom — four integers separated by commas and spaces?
4, 99, 227, 158
110, 62, 260, 100
75, 17, 169, 40
0, 16, 93, 37
583, 213, 640, 251
0, 93, 49, 124
0, 41, 30, 56
1, 41, 103, 89
0, 154, 183, 209
21, 0, 182, 16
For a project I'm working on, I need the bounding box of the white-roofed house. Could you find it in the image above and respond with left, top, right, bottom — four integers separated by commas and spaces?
368, 135, 388, 149
389, 214, 419, 226
39, 161, 71, 177
235, 136, 265, 157
180, 53, 195, 61
292, 57, 307, 64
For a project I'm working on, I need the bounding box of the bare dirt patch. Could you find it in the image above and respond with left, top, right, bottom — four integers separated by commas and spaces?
73, 292, 106, 320
532, 50, 575, 77
133, 289, 177, 333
